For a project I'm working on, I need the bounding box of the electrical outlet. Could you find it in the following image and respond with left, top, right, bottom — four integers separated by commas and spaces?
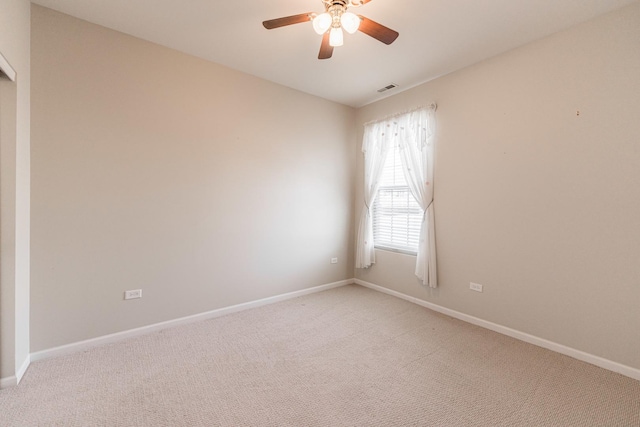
470, 282, 483, 293
330, 257, 338, 264
124, 289, 142, 300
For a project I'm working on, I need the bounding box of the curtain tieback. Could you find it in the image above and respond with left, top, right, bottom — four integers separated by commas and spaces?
423, 199, 433, 220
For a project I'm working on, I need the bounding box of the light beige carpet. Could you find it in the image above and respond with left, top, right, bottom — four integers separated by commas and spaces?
1, 284, 639, 426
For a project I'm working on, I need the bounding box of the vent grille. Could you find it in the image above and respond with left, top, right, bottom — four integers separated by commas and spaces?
377, 83, 398, 93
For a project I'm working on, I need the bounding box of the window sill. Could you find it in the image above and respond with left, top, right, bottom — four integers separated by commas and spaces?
374, 246, 417, 256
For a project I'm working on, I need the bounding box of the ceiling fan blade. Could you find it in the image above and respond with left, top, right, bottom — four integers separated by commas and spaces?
263, 13, 313, 29
357, 16, 399, 45
318, 32, 333, 59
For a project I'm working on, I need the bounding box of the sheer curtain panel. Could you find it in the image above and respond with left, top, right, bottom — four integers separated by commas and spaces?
355, 122, 392, 268
397, 106, 437, 287
356, 105, 438, 288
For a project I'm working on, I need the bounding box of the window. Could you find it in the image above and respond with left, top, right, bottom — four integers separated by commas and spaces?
372, 143, 423, 254
356, 105, 437, 286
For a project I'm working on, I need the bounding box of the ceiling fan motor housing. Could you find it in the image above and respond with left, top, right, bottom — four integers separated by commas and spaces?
323, 0, 349, 7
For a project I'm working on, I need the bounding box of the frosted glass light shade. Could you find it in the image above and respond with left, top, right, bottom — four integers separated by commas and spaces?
341, 12, 360, 34
329, 27, 344, 46
312, 13, 332, 34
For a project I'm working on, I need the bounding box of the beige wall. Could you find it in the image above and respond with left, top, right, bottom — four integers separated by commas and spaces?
0, 0, 30, 384
356, 3, 640, 370
28, 2, 640, 374
30, 6, 355, 352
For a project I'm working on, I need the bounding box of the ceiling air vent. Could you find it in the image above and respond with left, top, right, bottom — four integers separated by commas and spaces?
377, 83, 398, 93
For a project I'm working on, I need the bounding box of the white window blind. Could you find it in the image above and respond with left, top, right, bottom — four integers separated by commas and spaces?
372, 144, 423, 254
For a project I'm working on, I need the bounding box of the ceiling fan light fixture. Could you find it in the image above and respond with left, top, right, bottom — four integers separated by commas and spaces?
340, 12, 360, 34
262, 0, 399, 60
312, 12, 332, 34
329, 27, 344, 47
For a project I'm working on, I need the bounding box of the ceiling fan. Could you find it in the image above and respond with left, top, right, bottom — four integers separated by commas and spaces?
262, 0, 399, 60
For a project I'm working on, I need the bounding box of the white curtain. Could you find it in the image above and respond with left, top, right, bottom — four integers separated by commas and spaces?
355, 121, 392, 269
397, 107, 437, 287
355, 105, 437, 288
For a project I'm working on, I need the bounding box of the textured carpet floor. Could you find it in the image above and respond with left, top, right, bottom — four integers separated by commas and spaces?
1, 284, 639, 426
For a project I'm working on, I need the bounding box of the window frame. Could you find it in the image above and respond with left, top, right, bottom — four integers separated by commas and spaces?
372, 144, 423, 256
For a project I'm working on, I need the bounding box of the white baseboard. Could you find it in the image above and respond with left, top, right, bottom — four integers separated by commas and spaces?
16, 355, 30, 384
0, 375, 16, 389
0, 355, 30, 389
31, 279, 353, 363
354, 279, 640, 382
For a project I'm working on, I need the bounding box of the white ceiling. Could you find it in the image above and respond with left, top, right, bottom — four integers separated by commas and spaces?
31, 0, 637, 107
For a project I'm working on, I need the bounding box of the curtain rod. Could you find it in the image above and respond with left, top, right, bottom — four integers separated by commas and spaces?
363, 103, 437, 126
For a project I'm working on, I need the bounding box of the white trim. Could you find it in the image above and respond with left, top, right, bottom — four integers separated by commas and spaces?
16, 355, 30, 384
0, 51, 17, 81
0, 375, 17, 389
31, 279, 353, 363
0, 356, 31, 389
354, 279, 640, 382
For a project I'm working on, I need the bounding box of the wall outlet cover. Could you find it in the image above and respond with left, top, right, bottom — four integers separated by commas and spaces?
124, 289, 143, 300
470, 282, 483, 292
